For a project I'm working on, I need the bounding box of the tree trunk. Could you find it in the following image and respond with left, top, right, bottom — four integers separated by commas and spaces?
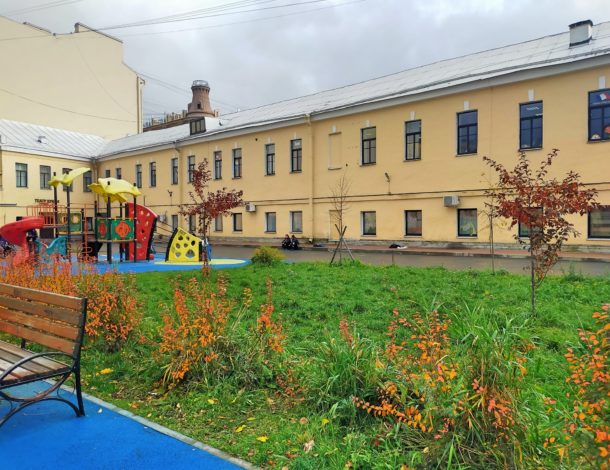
530, 251, 536, 316
489, 213, 495, 274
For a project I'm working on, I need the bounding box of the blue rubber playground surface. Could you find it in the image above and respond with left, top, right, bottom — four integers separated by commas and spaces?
0, 382, 246, 469
90, 252, 250, 274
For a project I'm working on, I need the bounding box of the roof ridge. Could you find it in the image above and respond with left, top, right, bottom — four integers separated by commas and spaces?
221, 20, 609, 120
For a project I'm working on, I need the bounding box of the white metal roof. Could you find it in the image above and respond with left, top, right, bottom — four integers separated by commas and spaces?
0, 119, 106, 159
207, 21, 610, 133
4, 21, 610, 161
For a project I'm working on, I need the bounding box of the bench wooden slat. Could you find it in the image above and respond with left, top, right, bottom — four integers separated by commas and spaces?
0, 320, 75, 355
0, 344, 51, 375
0, 357, 37, 383
0, 341, 69, 369
0, 341, 69, 374
0, 295, 81, 326
0, 284, 84, 311
0, 307, 79, 341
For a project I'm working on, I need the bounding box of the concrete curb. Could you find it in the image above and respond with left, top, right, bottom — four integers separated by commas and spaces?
211, 242, 610, 264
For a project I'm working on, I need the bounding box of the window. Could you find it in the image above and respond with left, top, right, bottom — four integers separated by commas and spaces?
290, 211, 303, 233
405, 120, 421, 160
361, 127, 376, 164
171, 157, 178, 185
149, 162, 157, 187
171, 214, 178, 231
188, 214, 196, 233
405, 210, 422, 236
214, 215, 223, 232
518, 207, 543, 238
115, 167, 122, 180
214, 151, 222, 179
290, 139, 302, 172
232, 148, 242, 178
39, 165, 51, 189
362, 211, 376, 235
15, 163, 27, 188
265, 212, 277, 232
232, 213, 243, 232
589, 206, 610, 238
190, 119, 205, 135
83, 171, 92, 192
457, 208, 478, 237
457, 110, 478, 155
588, 89, 610, 141
104, 169, 111, 178
135, 164, 142, 188
520, 102, 543, 149
265, 143, 275, 176
187, 156, 195, 183
62, 168, 72, 192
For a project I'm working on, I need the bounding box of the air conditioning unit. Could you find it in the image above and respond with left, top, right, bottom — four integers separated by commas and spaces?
245, 202, 256, 212
443, 195, 460, 207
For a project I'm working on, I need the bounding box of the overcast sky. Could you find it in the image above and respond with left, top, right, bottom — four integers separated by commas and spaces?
1, 0, 608, 121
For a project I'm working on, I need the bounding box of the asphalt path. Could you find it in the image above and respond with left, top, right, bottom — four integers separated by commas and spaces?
211, 245, 610, 277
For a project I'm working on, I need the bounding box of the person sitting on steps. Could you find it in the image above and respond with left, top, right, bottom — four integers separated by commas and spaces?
281, 234, 291, 250
290, 235, 300, 250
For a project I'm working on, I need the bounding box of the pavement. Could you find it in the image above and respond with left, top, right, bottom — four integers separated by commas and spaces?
0, 382, 250, 470
208, 243, 610, 277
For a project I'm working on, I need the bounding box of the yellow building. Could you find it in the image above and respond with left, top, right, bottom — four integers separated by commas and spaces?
3, 20, 610, 251
0, 16, 143, 139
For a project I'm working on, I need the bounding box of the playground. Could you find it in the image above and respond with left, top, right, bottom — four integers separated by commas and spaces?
0, 167, 249, 272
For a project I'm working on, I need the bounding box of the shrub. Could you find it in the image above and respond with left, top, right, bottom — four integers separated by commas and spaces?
0, 258, 141, 351
352, 308, 533, 468
251, 246, 285, 266
158, 273, 287, 389
77, 271, 142, 352
545, 305, 610, 468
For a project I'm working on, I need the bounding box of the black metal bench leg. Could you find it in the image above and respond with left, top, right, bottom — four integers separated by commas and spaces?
75, 368, 85, 416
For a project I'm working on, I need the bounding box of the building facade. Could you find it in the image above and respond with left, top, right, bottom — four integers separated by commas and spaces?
3, 20, 610, 250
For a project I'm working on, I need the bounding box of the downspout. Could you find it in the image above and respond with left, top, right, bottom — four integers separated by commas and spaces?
306, 113, 315, 242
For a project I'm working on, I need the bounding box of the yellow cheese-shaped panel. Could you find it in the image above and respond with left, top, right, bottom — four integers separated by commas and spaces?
167, 227, 201, 262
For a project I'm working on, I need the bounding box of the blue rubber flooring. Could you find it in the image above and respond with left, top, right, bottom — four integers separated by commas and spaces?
0, 383, 242, 469
85, 253, 250, 274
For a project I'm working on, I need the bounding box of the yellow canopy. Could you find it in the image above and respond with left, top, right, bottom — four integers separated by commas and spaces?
88, 183, 128, 203
49, 167, 91, 188
88, 177, 141, 202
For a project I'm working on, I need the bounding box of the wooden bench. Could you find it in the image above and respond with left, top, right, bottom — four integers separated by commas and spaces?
0, 283, 87, 427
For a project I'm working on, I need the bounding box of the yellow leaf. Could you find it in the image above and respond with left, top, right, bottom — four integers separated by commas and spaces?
256, 435, 268, 443
207, 399, 216, 405
235, 425, 246, 433
321, 418, 330, 426
247, 417, 256, 421
99, 368, 113, 375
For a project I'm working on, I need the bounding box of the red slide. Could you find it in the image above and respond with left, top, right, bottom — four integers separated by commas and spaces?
0, 216, 44, 264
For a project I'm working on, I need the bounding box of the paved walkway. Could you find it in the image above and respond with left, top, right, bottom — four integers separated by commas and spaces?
0, 382, 250, 470
210, 244, 610, 277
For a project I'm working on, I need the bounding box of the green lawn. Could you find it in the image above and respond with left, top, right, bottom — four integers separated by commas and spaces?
80, 262, 610, 468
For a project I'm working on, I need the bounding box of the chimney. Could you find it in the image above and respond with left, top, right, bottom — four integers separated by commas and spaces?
187, 80, 214, 119
569, 20, 593, 47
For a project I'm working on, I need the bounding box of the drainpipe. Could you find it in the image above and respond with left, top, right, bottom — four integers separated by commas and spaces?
306, 113, 314, 243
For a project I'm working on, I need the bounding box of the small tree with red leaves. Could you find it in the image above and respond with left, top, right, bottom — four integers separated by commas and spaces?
484, 150, 597, 315
179, 159, 243, 263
